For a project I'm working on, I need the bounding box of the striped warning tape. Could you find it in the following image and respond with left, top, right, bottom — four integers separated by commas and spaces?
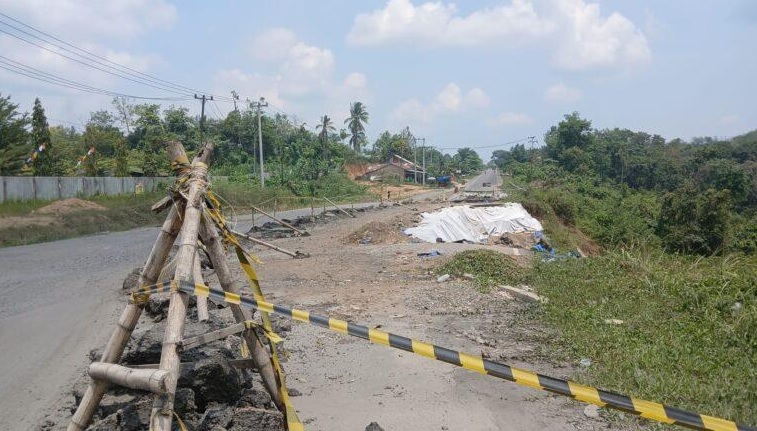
134, 280, 755, 431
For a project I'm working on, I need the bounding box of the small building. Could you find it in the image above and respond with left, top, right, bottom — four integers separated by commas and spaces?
360, 154, 425, 182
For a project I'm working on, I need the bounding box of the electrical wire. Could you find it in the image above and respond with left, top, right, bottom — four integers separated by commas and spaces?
0, 12, 234, 102
0, 57, 193, 101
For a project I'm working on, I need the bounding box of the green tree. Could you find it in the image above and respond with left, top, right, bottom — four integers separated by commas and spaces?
453, 147, 484, 175
370, 131, 412, 162
0, 93, 29, 175
81, 111, 122, 176
31, 98, 57, 176
316, 115, 335, 161
657, 183, 731, 255
132, 104, 166, 175
544, 112, 593, 172
114, 137, 129, 177
345, 102, 369, 153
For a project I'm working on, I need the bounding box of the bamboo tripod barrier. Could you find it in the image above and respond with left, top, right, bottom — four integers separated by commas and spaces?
198, 214, 284, 410
68, 141, 283, 431
150, 143, 211, 430
67, 141, 192, 431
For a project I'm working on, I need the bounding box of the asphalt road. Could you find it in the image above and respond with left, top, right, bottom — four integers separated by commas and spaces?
0, 201, 382, 430
464, 168, 503, 192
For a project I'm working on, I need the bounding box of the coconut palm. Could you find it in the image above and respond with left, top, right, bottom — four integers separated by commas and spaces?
344, 102, 369, 152
316, 115, 335, 144
316, 115, 336, 161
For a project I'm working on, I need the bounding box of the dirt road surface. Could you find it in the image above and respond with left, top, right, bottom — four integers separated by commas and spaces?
1, 190, 619, 430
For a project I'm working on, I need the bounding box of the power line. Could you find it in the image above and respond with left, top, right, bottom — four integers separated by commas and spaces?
0, 27, 192, 96
0, 12, 234, 102
437, 137, 531, 152
0, 56, 194, 101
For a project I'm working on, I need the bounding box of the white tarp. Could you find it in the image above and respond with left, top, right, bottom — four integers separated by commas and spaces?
404, 203, 543, 243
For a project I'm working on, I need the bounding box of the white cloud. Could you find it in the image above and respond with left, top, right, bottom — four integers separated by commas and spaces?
249, 28, 300, 62
464, 87, 491, 109
551, 0, 651, 70
215, 32, 371, 127
389, 83, 489, 125
544, 83, 582, 104
486, 112, 533, 127
344, 72, 367, 89
0, 0, 177, 41
211, 68, 286, 109
719, 114, 740, 126
348, 0, 554, 47
348, 0, 651, 71
0, 1, 177, 122
247, 28, 335, 97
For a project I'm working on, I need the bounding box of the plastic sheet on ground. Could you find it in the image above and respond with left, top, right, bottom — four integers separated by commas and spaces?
404, 204, 543, 243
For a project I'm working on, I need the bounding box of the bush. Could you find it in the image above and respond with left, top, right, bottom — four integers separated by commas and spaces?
436, 250, 523, 291
657, 184, 731, 255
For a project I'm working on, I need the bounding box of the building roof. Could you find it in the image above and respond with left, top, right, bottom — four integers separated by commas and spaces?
362, 155, 425, 177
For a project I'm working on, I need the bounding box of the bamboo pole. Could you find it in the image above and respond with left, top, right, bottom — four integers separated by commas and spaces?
67, 204, 185, 431
250, 204, 308, 236
88, 363, 170, 394
198, 214, 284, 410
230, 229, 309, 259
193, 254, 209, 322
150, 152, 212, 431
322, 196, 355, 218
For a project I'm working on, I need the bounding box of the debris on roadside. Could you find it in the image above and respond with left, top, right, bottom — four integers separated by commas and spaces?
499, 285, 547, 303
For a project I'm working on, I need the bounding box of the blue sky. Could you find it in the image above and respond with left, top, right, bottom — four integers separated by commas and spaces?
0, 0, 755, 160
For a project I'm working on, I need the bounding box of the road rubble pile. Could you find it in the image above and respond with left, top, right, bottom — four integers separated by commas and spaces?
39, 264, 292, 431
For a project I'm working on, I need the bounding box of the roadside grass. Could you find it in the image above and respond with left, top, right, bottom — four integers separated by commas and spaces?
435, 249, 523, 291
0, 175, 378, 248
0, 192, 166, 247
525, 249, 757, 427
0, 199, 50, 216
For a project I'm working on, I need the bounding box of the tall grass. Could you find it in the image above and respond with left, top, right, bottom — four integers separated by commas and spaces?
526, 249, 757, 427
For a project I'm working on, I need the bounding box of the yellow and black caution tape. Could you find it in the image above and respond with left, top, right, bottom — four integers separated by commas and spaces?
202, 195, 302, 430
134, 280, 754, 431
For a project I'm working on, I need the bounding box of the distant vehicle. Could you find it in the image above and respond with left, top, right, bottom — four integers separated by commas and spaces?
437, 176, 452, 187
482, 182, 491, 187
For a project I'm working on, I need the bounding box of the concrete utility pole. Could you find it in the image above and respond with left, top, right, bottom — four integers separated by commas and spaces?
415, 137, 426, 186
251, 97, 268, 187
231, 91, 239, 112
194, 94, 213, 136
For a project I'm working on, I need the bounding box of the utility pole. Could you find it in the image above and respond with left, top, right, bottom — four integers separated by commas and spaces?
251, 97, 268, 187
528, 136, 536, 162
194, 94, 213, 137
416, 137, 426, 186
231, 91, 239, 112
411, 132, 417, 184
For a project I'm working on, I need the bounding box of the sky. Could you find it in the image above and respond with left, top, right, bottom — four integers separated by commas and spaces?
0, 0, 756, 161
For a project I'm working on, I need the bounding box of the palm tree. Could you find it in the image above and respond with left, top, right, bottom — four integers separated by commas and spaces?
344, 102, 369, 153
316, 115, 336, 160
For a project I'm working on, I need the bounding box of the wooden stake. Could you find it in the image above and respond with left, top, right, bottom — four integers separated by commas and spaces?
151, 147, 213, 431
230, 229, 309, 259
193, 254, 209, 322
67, 204, 185, 431
198, 214, 284, 410
250, 204, 308, 236
322, 196, 355, 218
88, 363, 170, 394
